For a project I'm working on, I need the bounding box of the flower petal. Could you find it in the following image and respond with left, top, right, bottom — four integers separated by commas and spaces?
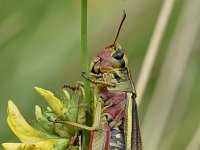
7, 100, 49, 143
3, 140, 57, 150
35, 87, 68, 120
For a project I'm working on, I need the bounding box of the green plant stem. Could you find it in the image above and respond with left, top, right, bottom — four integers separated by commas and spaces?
81, 0, 91, 115
81, 0, 91, 149
81, 1, 88, 74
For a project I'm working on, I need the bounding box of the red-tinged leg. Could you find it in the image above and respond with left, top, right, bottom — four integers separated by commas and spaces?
89, 124, 111, 150
89, 132, 94, 150
105, 125, 111, 150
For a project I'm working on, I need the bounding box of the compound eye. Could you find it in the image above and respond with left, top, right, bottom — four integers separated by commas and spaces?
112, 50, 124, 60
91, 65, 100, 74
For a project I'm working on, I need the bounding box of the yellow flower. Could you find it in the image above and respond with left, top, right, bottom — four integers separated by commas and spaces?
3, 86, 86, 149
2, 140, 56, 150
3, 100, 69, 150
7, 100, 48, 142
35, 87, 68, 120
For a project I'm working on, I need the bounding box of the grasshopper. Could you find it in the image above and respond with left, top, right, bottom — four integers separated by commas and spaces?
55, 12, 143, 150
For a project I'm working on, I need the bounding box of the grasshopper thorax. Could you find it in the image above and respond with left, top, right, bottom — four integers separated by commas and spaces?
90, 43, 128, 74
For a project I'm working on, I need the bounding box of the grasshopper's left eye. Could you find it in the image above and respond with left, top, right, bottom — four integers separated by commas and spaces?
112, 50, 124, 60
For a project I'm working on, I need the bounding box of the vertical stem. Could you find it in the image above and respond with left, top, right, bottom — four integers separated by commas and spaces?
81, 0, 88, 75
81, 0, 91, 149
82, 0, 91, 117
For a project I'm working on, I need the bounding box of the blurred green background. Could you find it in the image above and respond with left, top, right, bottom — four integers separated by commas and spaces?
0, 0, 199, 149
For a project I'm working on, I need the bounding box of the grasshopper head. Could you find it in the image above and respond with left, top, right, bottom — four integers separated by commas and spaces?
91, 12, 127, 74
90, 43, 128, 74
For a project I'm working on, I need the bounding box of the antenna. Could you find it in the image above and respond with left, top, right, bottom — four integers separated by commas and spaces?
113, 11, 126, 45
